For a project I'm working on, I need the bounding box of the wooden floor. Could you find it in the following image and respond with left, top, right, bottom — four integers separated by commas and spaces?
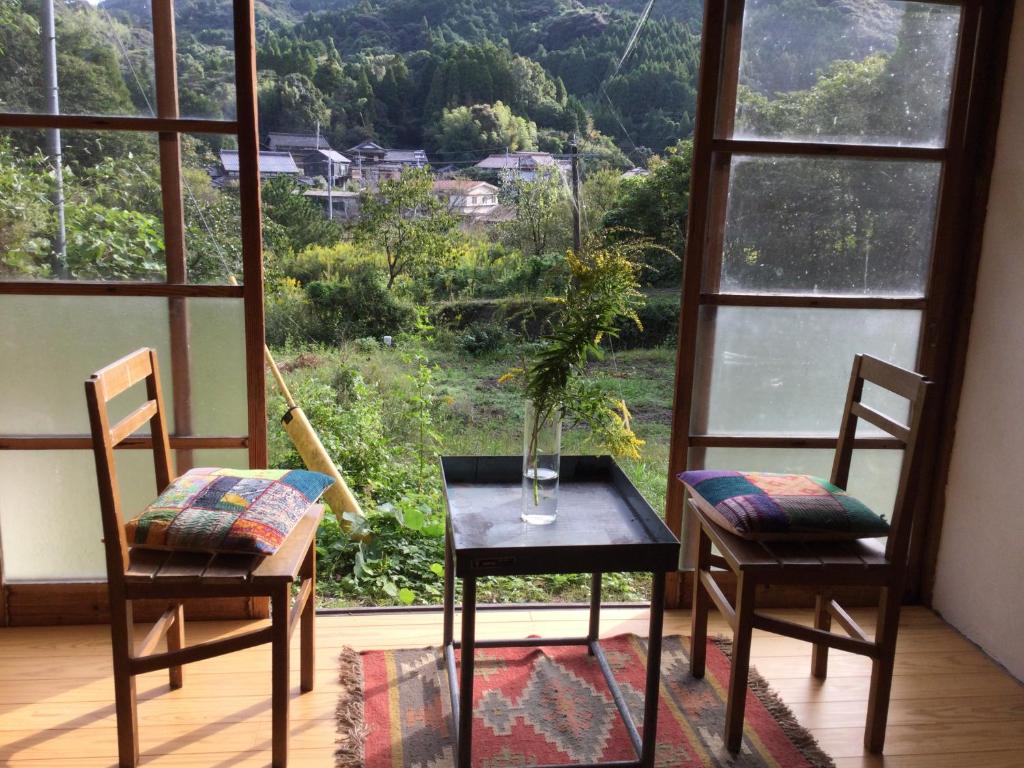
0, 605, 1021, 767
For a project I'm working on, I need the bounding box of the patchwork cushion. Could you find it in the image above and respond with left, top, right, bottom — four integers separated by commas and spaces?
678, 470, 889, 541
126, 467, 333, 556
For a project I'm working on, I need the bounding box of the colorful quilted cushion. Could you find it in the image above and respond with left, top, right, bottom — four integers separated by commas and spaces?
678, 470, 889, 541
125, 467, 333, 556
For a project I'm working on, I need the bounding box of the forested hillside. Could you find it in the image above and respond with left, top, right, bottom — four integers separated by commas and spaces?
92, 0, 704, 161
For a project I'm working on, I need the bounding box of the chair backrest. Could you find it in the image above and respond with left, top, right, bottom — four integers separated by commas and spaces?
85, 348, 174, 580
831, 354, 930, 564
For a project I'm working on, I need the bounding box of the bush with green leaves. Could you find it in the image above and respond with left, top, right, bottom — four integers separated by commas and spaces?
302, 264, 418, 344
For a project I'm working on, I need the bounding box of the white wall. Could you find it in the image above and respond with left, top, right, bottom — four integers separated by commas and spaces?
932, 3, 1024, 682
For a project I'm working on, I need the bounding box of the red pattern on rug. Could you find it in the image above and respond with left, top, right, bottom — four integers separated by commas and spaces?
354, 634, 834, 768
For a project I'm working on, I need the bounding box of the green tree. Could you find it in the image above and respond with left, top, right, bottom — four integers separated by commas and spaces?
432, 101, 537, 155
498, 164, 568, 257
262, 176, 340, 258
352, 167, 459, 289
603, 141, 691, 285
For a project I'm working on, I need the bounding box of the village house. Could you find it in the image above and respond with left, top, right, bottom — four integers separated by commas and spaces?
347, 140, 429, 187
474, 150, 570, 181
432, 179, 500, 215
266, 132, 351, 185
214, 149, 301, 184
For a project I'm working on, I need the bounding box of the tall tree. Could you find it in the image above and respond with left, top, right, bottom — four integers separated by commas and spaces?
352, 167, 459, 289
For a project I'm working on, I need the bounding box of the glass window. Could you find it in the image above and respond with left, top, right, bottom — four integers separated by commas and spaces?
182, 133, 242, 284
0, 450, 154, 580
0, 296, 247, 436
176, 0, 236, 121
693, 307, 921, 436
0, 0, 156, 118
0, 128, 166, 282
732, 0, 961, 147
715, 155, 941, 296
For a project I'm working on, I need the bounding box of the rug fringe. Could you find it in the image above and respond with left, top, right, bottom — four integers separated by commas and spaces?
713, 637, 837, 768
336, 647, 368, 768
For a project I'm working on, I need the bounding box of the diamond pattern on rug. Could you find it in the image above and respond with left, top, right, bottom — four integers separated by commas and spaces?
353, 634, 836, 768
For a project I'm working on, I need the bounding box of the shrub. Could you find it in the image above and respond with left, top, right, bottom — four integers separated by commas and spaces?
305, 264, 416, 343
456, 320, 515, 357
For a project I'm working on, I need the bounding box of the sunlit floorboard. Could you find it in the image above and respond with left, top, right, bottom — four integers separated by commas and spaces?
0, 605, 1021, 767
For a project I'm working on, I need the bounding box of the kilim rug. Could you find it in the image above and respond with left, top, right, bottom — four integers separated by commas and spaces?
336, 634, 835, 768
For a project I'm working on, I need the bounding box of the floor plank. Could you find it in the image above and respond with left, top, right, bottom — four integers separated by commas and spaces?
0, 605, 1020, 767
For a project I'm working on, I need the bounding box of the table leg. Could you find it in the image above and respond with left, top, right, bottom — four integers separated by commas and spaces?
640, 572, 666, 768
588, 572, 602, 655
457, 576, 477, 768
443, 524, 455, 647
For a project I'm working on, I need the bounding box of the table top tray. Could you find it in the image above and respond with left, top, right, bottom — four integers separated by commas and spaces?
440, 455, 680, 577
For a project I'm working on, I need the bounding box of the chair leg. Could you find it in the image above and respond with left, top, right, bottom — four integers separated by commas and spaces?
300, 542, 316, 694
865, 585, 901, 753
168, 602, 185, 689
724, 573, 756, 753
272, 585, 291, 768
811, 591, 831, 679
111, 597, 140, 768
689, 525, 713, 678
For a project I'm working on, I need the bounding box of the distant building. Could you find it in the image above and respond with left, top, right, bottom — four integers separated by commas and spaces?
303, 189, 362, 221
475, 151, 569, 182
433, 179, 500, 216
266, 132, 328, 155
347, 140, 429, 187
304, 148, 351, 186
215, 150, 301, 183
265, 133, 351, 185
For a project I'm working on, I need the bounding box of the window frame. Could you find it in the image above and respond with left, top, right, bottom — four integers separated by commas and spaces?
665, 0, 1013, 605
0, 0, 267, 470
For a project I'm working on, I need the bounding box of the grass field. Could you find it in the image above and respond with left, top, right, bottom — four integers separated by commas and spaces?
268, 338, 678, 607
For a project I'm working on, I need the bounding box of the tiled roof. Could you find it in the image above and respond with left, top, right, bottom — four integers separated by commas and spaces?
309, 148, 350, 163
220, 150, 300, 174
475, 152, 558, 170
267, 132, 330, 150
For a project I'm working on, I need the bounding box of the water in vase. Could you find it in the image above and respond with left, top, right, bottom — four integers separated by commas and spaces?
522, 465, 559, 524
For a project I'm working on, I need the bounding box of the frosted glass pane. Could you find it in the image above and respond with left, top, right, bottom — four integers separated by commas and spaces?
718, 156, 940, 296
734, 0, 960, 147
0, 450, 159, 580
702, 448, 904, 520
0, 296, 247, 436
695, 307, 920, 436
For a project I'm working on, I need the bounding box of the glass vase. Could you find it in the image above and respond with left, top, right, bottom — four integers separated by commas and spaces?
522, 399, 561, 525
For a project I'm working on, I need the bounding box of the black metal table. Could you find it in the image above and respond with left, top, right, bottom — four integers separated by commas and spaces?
440, 455, 680, 768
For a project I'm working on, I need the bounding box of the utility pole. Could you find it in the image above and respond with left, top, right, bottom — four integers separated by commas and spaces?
570, 134, 582, 254
40, 0, 67, 275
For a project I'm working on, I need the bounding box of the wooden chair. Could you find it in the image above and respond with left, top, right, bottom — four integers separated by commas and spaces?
85, 348, 321, 768
685, 354, 931, 754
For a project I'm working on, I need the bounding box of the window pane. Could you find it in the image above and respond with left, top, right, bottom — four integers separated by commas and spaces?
733, 0, 961, 147
0, 0, 155, 117
182, 133, 242, 284
0, 296, 247, 436
693, 307, 921, 436
175, 0, 236, 121
0, 129, 166, 282
0, 450, 156, 580
716, 155, 940, 296
701, 448, 903, 520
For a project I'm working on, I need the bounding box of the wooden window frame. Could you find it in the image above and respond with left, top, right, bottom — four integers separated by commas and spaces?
664, 0, 1016, 606
0, 0, 267, 624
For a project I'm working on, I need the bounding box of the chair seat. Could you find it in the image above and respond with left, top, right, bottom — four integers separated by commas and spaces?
125, 504, 323, 589
695, 506, 891, 582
